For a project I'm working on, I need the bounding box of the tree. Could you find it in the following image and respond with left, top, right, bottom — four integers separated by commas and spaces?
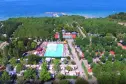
91, 51, 96, 58
84, 52, 90, 59
87, 57, 93, 64
16, 63, 24, 73
24, 68, 37, 80
16, 76, 25, 84
104, 51, 109, 57
75, 77, 88, 84
39, 62, 51, 81
0, 71, 10, 83
66, 66, 72, 71
108, 55, 113, 61
40, 69, 51, 81
9, 57, 17, 66
71, 60, 76, 65
31, 42, 37, 49
119, 70, 126, 84
53, 59, 60, 73
17, 41, 25, 51
100, 56, 106, 63
115, 54, 122, 61
59, 80, 70, 84
28, 55, 41, 64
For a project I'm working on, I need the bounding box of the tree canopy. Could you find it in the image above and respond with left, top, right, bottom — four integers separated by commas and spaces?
39, 62, 51, 81
24, 68, 37, 80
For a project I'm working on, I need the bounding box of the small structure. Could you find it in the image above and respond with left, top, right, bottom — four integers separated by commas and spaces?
88, 68, 93, 75
45, 58, 51, 63
6, 64, 13, 72
63, 40, 67, 44
69, 71, 76, 76
63, 32, 77, 39
54, 32, 59, 39
110, 51, 115, 56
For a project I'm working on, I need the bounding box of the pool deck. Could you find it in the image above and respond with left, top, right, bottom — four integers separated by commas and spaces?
35, 41, 69, 58
44, 43, 64, 57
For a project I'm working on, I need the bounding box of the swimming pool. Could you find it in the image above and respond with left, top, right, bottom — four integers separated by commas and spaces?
44, 43, 64, 57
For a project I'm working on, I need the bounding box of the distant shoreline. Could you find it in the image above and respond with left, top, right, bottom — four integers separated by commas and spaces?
0, 11, 125, 21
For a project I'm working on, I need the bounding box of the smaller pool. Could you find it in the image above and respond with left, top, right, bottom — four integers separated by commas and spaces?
44, 43, 64, 57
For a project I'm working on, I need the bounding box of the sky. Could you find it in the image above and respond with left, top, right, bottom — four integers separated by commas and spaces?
0, 0, 126, 10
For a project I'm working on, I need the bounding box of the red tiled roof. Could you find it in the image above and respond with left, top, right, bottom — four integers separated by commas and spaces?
110, 51, 115, 55
117, 43, 122, 46
122, 46, 126, 50
117, 43, 126, 50
82, 53, 84, 57
54, 34, 59, 39
88, 69, 92, 73
72, 34, 76, 39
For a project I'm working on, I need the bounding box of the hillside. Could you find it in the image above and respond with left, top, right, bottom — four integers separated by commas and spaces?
108, 12, 126, 21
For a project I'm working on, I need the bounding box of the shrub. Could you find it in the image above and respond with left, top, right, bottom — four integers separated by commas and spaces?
67, 56, 71, 60
66, 66, 72, 71
59, 80, 70, 84
56, 74, 65, 80
65, 75, 77, 79
71, 60, 76, 65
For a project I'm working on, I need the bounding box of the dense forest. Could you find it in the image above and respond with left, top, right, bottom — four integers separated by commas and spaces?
81, 18, 126, 36
108, 12, 126, 21
0, 21, 21, 36
0, 15, 85, 41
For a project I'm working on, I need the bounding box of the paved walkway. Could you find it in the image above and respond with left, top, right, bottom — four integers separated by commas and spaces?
67, 39, 85, 78
74, 21, 86, 38
77, 26, 86, 38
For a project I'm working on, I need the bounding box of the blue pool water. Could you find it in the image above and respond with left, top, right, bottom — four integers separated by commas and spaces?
44, 44, 64, 57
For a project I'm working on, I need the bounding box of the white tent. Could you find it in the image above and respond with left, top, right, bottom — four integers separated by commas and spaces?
45, 58, 51, 62
69, 71, 76, 76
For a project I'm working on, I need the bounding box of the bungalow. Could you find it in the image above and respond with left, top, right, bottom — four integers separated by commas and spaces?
110, 51, 115, 56
63, 32, 77, 39
54, 32, 59, 39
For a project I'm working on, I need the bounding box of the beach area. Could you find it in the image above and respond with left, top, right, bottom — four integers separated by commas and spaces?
0, 11, 124, 21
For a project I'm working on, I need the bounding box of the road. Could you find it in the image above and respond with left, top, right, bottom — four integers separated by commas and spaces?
67, 39, 86, 78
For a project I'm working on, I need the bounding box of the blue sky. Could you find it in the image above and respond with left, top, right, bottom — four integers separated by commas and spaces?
0, 0, 126, 17
1, 0, 126, 8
